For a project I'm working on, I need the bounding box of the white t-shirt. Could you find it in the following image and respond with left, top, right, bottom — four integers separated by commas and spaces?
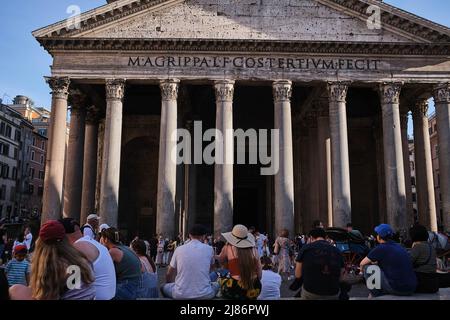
24, 233, 33, 250
82, 224, 95, 240
75, 236, 116, 300
258, 270, 281, 300
170, 239, 215, 299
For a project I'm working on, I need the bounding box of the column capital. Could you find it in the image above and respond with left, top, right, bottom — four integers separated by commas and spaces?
68, 89, 88, 111
379, 82, 403, 105
45, 77, 70, 100
327, 81, 350, 103
272, 80, 292, 102
214, 80, 235, 102
412, 99, 429, 118
160, 79, 180, 101
105, 79, 126, 101
433, 83, 450, 104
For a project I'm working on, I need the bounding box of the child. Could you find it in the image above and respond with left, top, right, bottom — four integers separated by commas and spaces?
258, 256, 281, 300
5, 245, 30, 286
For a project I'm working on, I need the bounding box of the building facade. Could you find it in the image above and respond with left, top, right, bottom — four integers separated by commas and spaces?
0, 102, 21, 219
33, 0, 450, 238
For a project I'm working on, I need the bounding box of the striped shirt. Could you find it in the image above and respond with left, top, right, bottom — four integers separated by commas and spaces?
5, 258, 30, 286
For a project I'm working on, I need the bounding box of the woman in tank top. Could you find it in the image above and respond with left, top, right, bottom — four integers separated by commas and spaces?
217, 225, 262, 300
131, 239, 159, 298
100, 228, 142, 300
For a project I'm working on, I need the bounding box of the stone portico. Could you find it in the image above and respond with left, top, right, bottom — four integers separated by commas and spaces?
34, 0, 450, 238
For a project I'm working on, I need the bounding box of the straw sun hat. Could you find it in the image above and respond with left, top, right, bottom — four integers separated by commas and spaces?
222, 225, 256, 249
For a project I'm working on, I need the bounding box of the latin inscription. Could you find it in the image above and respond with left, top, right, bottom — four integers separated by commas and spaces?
128, 56, 381, 71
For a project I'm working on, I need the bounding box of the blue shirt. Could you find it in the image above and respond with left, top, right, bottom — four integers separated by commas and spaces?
5, 258, 30, 286
367, 241, 417, 292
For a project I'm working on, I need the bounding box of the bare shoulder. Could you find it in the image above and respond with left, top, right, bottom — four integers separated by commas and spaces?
109, 247, 123, 262
9, 285, 33, 300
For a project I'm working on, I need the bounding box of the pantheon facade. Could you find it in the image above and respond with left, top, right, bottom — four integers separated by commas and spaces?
34, 0, 450, 239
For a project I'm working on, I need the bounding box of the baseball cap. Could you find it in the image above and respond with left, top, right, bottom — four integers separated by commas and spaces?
39, 220, 66, 242
374, 224, 394, 238
14, 244, 28, 254
87, 214, 99, 221
99, 224, 110, 233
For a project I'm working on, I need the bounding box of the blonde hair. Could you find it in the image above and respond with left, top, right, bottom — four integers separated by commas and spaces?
30, 237, 94, 300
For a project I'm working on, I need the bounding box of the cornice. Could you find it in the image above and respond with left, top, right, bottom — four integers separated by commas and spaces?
36, 38, 450, 56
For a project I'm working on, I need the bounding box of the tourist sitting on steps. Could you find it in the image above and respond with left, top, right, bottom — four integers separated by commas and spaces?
162, 224, 219, 299
217, 224, 262, 300
360, 224, 417, 297
59, 218, 117, 300
100, 227, 142, 300
294, 228, 345, 300
258, 256, 281, 300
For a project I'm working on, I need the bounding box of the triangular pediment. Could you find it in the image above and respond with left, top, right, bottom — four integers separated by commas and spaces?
33, 0, 450, 44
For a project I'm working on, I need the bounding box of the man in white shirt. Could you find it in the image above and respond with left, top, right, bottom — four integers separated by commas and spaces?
255, 230, 267, 258
60, 218, 116, 300
82, 214, 99, 240
24, 227, 33, 251
162, 225, 219, 299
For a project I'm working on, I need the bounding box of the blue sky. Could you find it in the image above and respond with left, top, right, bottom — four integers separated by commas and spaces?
0, 0, 449, 109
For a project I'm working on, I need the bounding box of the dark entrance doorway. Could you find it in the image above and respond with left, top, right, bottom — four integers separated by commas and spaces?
232, 84, 274, 234
118, 136, 158, 242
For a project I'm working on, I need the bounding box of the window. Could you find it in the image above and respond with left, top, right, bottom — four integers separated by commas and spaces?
429, 127, 433, 135
0, 122, 5, 135
38, 186, 44, 197
12, 167, 17, 180
1, 164, 9, 179
0, 143, 9, 156
411, 177, 416, 186
5, 125, 12, 138
10, 187, 15, 202
0, 185, 6, 200
15, 130, 21, 142
40, 155, 44, 164
32, 137, 36, 146
410, 161, 415, 171
41, 141, 45, 150
28, 184, 34, 195
30, 168, 35, 179
412, 193, 417, 202
31, 151, 35, 161
38, 129, 47, 137
14, 148, 18, 160
435, 145, 440, 157
38, 170, 44, 180
434, 124, 437, 133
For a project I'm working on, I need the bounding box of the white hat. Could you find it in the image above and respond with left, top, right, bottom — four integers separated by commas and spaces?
87, 214, 99, 221
222, 225, 255, 249
99, 224, 110, 232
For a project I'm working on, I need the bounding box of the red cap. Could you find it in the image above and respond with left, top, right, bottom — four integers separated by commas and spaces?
14, 244, 28, 254
39, 220, 66, 242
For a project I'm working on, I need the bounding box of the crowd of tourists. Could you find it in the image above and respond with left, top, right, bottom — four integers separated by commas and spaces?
0, 215, 449, 300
